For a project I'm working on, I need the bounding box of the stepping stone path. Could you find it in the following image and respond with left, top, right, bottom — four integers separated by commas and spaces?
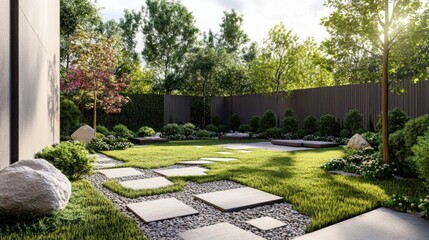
93, 162, 117, 169
180, 222, 265, 240
154, 167, 208, 177
193, 146, 205, 148
177, 160, 215, 165
216, 151, 233, 155
237, 150, 252, 153
200, 157, 238, 162
98, 167, 143, 179
246, 217, 287, 231
127, 198, 198, 223
119, 177, 173, 190
195, 187, 283, 212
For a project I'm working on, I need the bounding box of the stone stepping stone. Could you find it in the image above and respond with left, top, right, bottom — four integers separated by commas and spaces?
177, 160, 215, 165
246, 217, 286, 231
237, 150, 252, 153
119, 177, 173, 190
195, 187, 283, 212
98, 167, 143, 179
215, 152, 233, 155
329, 170, 361, 177
193, 146, 205, 148
93, 163, 117, 169
179, 222, 265, 240
200, 157, 238, 162
154, 167, 208, 177
127, 198, 198, 223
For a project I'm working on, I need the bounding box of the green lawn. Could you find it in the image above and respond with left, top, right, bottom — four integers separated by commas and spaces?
104, 140, 427, 232
0, 180, 146, 240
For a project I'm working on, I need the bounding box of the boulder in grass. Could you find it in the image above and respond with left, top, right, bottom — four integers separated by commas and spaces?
0, 159, 71, 215
347, 133, 372, 150
71, 124, 95, 144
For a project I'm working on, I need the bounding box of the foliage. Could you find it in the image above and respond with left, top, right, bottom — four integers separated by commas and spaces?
162, 123, 182, 137
318, 114, 340, 137
388, 194, 426, 214
344, 109, 363, 134
376, 108, 409, 134
211, 115, 223, 126
190, 97, 211, 128
96, 125, 111, 136
88, 137, 134, 152
340, 129, 352, 138
215, 51, 251, 96
60, 98, 82, 137
126, 66, 155, 94
205, 124, 218, 133
217, 125, 228, 133
303, 115, 318, 135
263, 128, 283, 139
412, 130, 429, 187
403, 115, 429, 149
260, 110, 276, 130
282, 109, 298, 134
103, 179, 187, 198
238, 124, 252, 133
284, 109, 295, 118
387, 129, 415, 177
136, 126, 155, 137
35, 141, 94, 180
304, 135, 349, 145
181, 123, 196, 137
361, 132, 382, 150
218, 9, 249, 53
112, 124, 134, 138
196, 130, 212, 139
229, 114, 241, 131
250, 115, 260, 132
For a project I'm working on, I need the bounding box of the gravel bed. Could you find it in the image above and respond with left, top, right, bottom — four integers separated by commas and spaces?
87, 154, 310, 240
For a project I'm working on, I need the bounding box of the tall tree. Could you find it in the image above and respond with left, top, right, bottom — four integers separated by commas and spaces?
322, 0, 422, 163
142, 0, 198, 94
218, 9, 249, 53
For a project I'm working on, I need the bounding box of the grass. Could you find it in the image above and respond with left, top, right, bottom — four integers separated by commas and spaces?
104, 140, 428, 232
103, 178, 187, 198
0, 180, 146, 240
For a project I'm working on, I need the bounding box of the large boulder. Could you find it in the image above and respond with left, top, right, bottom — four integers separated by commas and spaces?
71, 124, 95, 144
0, 159, 71, 215
347, 133, 372, 150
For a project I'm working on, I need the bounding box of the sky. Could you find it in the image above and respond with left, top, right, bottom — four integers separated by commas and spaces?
95, 0, 332, 52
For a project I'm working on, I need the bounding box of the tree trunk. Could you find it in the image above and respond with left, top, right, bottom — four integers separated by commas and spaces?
381, 0, 390, 164
93, 90, 97, 137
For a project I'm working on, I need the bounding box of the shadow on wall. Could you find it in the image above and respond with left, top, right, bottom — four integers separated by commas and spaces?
48, 54, 59, 142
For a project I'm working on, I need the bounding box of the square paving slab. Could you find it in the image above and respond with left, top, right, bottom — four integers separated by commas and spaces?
93, 163, 118, 169
119, 177, 173, 190
195, 187, 283, 212
199, 157, 238, 162
179, 222, 265, 240
127, 198, 198, 223
246, 217, 286, 231
98, 167, 143, 178
177, 160, 214, 165
154, 167, 208, 177
237, 150, 252, 153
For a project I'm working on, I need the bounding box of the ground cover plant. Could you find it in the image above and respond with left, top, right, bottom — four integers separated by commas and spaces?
102, 140, 427, 232
103, 179, 187, 198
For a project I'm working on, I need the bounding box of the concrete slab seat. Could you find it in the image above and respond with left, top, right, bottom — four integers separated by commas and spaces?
131, 137, 169, 145
180, 222, 265, 240
271, 139, 339, 148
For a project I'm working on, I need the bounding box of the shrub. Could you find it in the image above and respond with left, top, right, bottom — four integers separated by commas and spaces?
250, 115, 260, 132
361, 132, 382, 150
303, 115, 318, 135
88, 136, 134, 152
403, 114, 429, 149
35, 141, 94, 180
318, 114, 340, 137
387, 129, 415, 177
96, 125, 111, 136
211, 115, 223, 127
60, 99, 82, 137
136, 126, 155, 137
376, 108, 409, 134
264, 128, 283, 139
218, 125, 228, 133
162, 123, 182, 136
344, 109, 363, 134
282, 117, 298, 133
389, 194, 421, 213
412, 130, 429, 187
284, 109, 296, 118
196, 130, 211, 138
112, 124, 134, 138
205, 124, 218, 132
229, 114, 241, 131
181, 123, 196, 136
340, 129, 352, 138
95, 132, 105, 139
260, 111, 276, 130
238, 124, 252, 133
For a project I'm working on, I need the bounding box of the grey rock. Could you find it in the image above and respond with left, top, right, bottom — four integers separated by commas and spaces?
347, 134, 372, 150
71, 124, 95, 144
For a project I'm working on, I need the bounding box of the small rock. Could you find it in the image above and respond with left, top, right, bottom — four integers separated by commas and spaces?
347, 133, 372, 150
71, 124, 95, 144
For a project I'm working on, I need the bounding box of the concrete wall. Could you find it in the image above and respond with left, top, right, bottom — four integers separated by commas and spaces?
0, 0, 11, 169
18, 0, 60, 160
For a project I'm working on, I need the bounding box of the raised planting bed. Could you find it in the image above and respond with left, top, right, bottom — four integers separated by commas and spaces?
219, 133, 250, 140
131, 137, 169, 145
271, 139, 339, 148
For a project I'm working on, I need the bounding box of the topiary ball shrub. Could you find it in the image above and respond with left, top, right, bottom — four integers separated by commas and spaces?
282, 117, 298, 134
162, 123, 182, 136
260, 110, 276, 130
250, 115, 260, 132
344, 109, 363, 134
303, 115, 318, 135
229, 114, 241, 131
376, 108, 409, 134
205, 124, 218, 132
113, 124, 134, 138
60, 98, 82, 138
284, 109, 296, 118
196, 130, 212, 139
264, 128, 283, 139
137, 126, 155, 137
319, 114, 340, 137
35, 141, 94, 180
181, 123, 196, 136
217, 125, 228, 133
412, 130, 429, 187
96, 125, 111, 136
211, 115, 223, 127
238, 124, 252, 133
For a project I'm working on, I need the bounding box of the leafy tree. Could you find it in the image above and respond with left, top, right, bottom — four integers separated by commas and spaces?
218, 9, 249, 53
215, 50, 251, 96
322, 0, 422, 163
126, 65, 155, 94
142, 0, 198, 94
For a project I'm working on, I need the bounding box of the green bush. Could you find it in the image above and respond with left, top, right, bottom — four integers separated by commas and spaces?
60, 99, 82, 137
112, 124, 134, 138
282, 117, 298, 134
96, 125, 111, 136
403, 114, 429, 149
211, 115, 223, 127
284, 109, 296, 118
264, 128, 283, 139
260, 111, 276, 130
250, 115, 260, 132
361, 132, 382, 150
340, 129, 352, 138
162, 123, 182, 136
218, 125, 228, 133
35, 141, 94, 180
238, 124, 252, 133
376, 108, 409, 134
344, 109, 363, 134
95, 132, 105, 139
319, 114, 340, 137
205, 124, 218, 132
136, 126, 155, 137
387, 129, 415, 177
229, 114, 241, 131
412, 130, 429, 187
190, 97, 210, 128
181, 123, 196, 136
196, 130, 211, 138
88, 137, 134, 152
303, 115, 318, 135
